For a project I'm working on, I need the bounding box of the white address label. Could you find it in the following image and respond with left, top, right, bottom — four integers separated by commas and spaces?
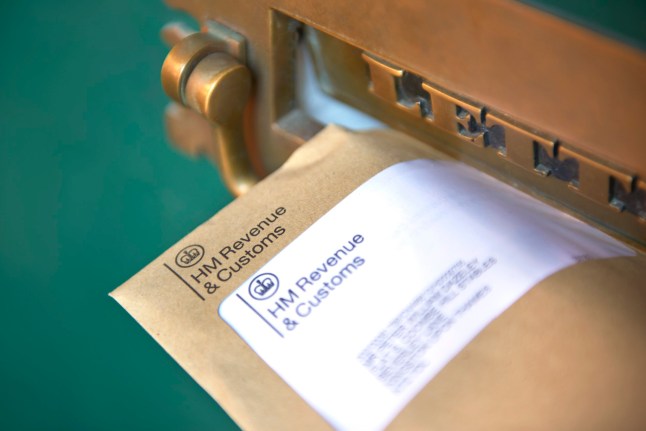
219, 160, 633, 431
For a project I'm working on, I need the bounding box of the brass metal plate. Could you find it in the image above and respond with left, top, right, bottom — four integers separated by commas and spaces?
164, 0, 646, 245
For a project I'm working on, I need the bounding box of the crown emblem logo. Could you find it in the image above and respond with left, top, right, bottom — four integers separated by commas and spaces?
249, 273, 279, 300
175, 245, 205, 268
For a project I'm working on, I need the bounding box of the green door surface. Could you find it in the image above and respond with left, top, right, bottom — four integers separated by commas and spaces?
0, 1, 643, 430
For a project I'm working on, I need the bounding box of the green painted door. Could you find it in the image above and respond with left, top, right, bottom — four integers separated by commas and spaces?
0, 1, 643, 429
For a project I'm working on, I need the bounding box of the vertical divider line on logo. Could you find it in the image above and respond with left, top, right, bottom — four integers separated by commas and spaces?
164, 263, 205, 301
236, 294, 284, 338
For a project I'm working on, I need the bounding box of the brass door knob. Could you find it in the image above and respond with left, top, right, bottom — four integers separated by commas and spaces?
161, 31, 257, 196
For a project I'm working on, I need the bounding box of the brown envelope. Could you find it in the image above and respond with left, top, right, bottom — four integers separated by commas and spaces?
111, 125, 646, 430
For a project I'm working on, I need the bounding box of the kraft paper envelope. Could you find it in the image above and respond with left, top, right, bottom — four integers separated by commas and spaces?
111, 125, 646, 430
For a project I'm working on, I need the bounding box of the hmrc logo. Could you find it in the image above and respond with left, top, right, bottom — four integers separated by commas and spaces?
175, 244, 205, 268
249, 273, 279, 300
